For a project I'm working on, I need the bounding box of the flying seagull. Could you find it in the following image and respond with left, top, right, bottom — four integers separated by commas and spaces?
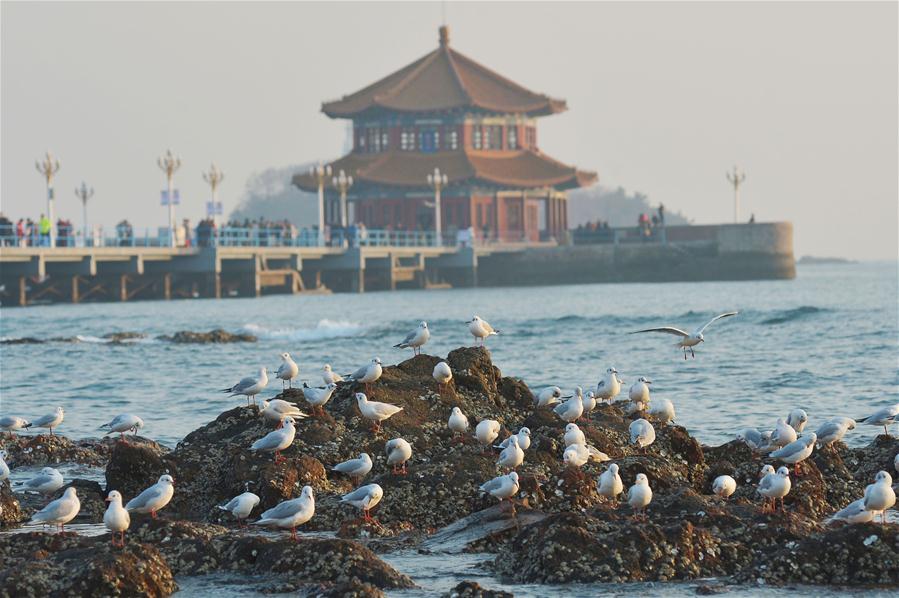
631, 311, 738, 359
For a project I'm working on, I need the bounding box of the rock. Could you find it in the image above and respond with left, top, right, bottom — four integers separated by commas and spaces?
104, 437, 173, 500
446, 580, 513, 598
102, 332, 147, 343
157, 329, 257, 343
3, 434, 110, 468
0, 337, 44, 344
0, 482, 23, 526
0, 532, 177, 597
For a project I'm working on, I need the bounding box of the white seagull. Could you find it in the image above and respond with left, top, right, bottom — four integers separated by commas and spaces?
30, 487, 80, 532
433, 361, 453, 393
827, 498, 877, 525
629, 418, 656, 449
628, 377, 651, 411
480, 471, 520, 514
448, 407, 469, 440
18, 467, 64, 495
126, 474, 175, 519
769, 433, 816, 475
99, 414, 144, 443
766, 418, 797, 451
787, 408, 808, 433
276, 352, 299, 389
0, 451, 8, 482
863, 471, 896, 526
332, 453, 373, 483
758, 466, 791, 513
250, 417, 297, 463
553, 393, 584, 423
222, 368, 269, 406
496, 435, 524, 471
631, 311, 739, 359
386, 438, 413, 475
302, 383, 337, 417
104, 490, 131, 546
648, 398, 676, 425
467, 315, 499, 344
394, 321, 430, 355
33, 407, 65, 435
355, 393, 402, 433
475, 419, 501, 450
627, 473, 653, 521
340, 483, 384, 523
260, 399, 309, 426
815, 416, 856, 448
735, 428, 767, 452
563, 423, 586, 448
346, 358, 383, 394
596, 367, 623, 404
322, 364, 344, 385
712, 475, 737, 499
0, 415, 32, 436
497, 427, 531, 451
858, 404, 899, 437
597, 463, 624, 504
253, 485, 315, 541
217, 491, 261, 528
535, 386, 568, 408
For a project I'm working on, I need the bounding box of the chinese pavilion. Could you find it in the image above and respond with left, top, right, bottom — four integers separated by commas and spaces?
293, 26, 596, 242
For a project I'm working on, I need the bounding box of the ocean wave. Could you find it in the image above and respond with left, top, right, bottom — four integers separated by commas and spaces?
241, 319, 366, 342
761, 306, 828, 325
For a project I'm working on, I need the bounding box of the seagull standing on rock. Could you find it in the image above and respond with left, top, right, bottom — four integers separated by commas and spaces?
564, 423, 586, 448
126, 474, 175, 519
276, 352, 299, 389
32, 407, 64, 435
787, 408, 808, 433
827, 498, 877, 525
596, 368, 623, 404
433, 361, 453, 394
735, 428, 767, 452
769, 433, 816, 475
815, 416, 856, 449
253, 486, 314, 541
629, 418, 656, 449
480, 472, 519, 514
712, 475, 737, 499
394, 321, 430, 355
475, 419, 501, 451
628, 377, 652, 411
0, 415, 32, 436
630, 311, 738, 360
30, 487, 80, 532
628, 474, 653, 521
332, 453, 373, 484
858, 404, 899, 437
302, 383, 337, 417
18, 467, 64, 495
260, 400, 309, 426
535, 386, 567, 408
467, 315, 499, 344
597, 463, 624, 505
322, 364, 343, 385
104, 490, 131, 546
758, 466, 791, 513
355, 393, 402, 433
250, 417, 297, 464
222, 368, 268, 407
554, 392, 584, 423
386, 438, 413, 475
496, 435, 524, 471
0, 451, 8, 482
863, 471, 896, 526
766, 418, 797, 451
341, 483, 383, 523
448, 407, 469, 441
498, 427, 531, 451
346, 358, 383, 394
648, 398, 676, 425
217, 490, 261, 528
99, 414, 144, 443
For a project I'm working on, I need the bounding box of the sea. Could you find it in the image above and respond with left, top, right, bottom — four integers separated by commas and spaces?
1, 261, 897, 596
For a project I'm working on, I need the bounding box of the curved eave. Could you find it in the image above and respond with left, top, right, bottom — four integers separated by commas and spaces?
321, 98, 567, 120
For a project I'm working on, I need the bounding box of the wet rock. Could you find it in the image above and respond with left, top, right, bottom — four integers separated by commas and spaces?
102, 331, 147, 343
2, 434, 110, 468
0, 337, 44, 344
104, 437, 173, 499
0, 532, 177, 597
446, 580, 514, 598
0, 482, 23, 526
157, 329, 257, 343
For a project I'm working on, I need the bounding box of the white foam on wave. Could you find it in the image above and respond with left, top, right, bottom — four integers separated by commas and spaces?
241, 319, 366, 342
74, 335, 110, 344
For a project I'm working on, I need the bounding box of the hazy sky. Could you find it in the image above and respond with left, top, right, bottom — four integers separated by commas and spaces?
2, 1, 896, 259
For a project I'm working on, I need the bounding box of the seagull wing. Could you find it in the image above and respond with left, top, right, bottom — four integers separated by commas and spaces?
23, 472, 56, 489
348, 364, 368, 380
260, 497, 303, 520
126, 484, 163, 511
695, 311, 738, 335
630, 326, 689, 337
480, 477, 503, 493
251, 429, 285, 451
231, 376, 258, 394
341, 486, 371, 503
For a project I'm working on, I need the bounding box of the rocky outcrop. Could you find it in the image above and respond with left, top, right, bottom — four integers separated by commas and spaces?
3, 434, 110, 468
446, 581, 513, 598
0, 482, 22, 526
156, 329, 257, 343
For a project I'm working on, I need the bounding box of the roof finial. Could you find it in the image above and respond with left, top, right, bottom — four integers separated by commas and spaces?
439, 25, 450, 47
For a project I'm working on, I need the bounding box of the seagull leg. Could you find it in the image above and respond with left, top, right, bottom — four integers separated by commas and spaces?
684, 347, 687, 361
691, 347, 695, 358
151, 509, 157, 519
290, 526, 298, 542
401, 463, 407, 475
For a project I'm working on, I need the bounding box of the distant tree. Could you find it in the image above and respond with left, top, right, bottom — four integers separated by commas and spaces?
568, 186, 690, 227
228, 163, 318, 226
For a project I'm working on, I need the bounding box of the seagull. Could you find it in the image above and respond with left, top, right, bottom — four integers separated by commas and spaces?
346, 358, 383, 394
355, 393, 402, 433
631, 311, 738, 359
126, 474, 175, 519
32, 407, 65, 435
595, 368, 623, 404
770, 433, 816, 475
563, 423, 586, 448
332, 453, 373, 484
857, 403, 899, 437
787, 408, 808, 433
99, 414, 144, 443
250, 417, 297, 463
30, 487, 80, 532
0, 451, 8, 482
104, 490, 131, 546
276, 352, 299, 389
260, 399, 309, 426
758, 466, 791, 513
535, 386, 568, 408
302, 383, 337, 417
814, 416, 856, 449
648, 398, 676, 425
497, 427, 531, 451
894, 453, 899, 476
467, 315, 499, 344
553, 393, 584, 423
564, 443, 610, 468
827, 498, 877, 525
340, 483, 383, 523
627, 473, 653, 521
629, 418, 656, 449
735, 428, 767, 452
766, 418, 797, 451
448, 407, 469, 441
394, 321, 430, 355
386, 438, 413, 475
578, 387, 597, 415
863, 471, 896, 526
17, 467, 64, 495
480, 472, 519, 514
496, 435, 524, 471
597, 463, 624, 504
253, 486, 314, 541
712, 475, 737, 499
222, 368, 268, 407
475, 419, 501, 451
433, 361, 453, 393
0, 415, 32, 436
322, 364, 344, 385
217, 491, 261, 528
628, 377, 651, 411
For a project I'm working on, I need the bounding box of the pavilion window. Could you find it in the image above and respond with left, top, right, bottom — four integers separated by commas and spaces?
487, 126, 502, 149
381, 131, 389, 150
507, 126, 518, 150
482, 127, 490, 149
420, 129, 439, 153
401, 128, 417, 151
446, 128, 459, 150
472, 127, 482, 150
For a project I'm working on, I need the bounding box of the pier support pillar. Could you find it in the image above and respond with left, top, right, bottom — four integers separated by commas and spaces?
350, 270, 365, 293
18, 276, 27, 306
205, 273, 221, 299
119, 275, 128, 301
163, 274, 172, 300
71, 276, 80, 304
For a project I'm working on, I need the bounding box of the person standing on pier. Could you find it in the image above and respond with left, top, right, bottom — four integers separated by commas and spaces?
38, 213, 51, 246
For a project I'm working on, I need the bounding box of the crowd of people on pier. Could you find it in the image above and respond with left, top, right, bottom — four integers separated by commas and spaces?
0, 213, 77, 247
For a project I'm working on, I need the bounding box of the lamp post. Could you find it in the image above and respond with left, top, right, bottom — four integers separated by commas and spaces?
202, 163, 225, 228
74, 182, 94, 246
309, 162, 332, 245
157, 149, 182, 247
427, 167, 448, 246
35, 152, 61, 247
332, 169, 354, 229
726, 165, 746, 224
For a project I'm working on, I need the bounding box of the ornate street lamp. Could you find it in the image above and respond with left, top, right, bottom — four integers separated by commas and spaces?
309, 162, 332, 245
35, 152, 61, 247
427, 167, 448, 246
74, 182, 94, 246
202, 163, 225, 227
726, 165, 746, 224
332, 169, 354, 228
157, 149, 182, 247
